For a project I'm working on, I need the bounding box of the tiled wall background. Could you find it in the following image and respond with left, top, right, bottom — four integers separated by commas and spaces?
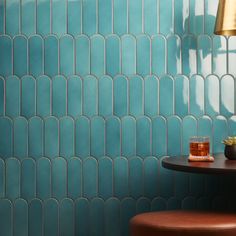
0, 0, 236, 235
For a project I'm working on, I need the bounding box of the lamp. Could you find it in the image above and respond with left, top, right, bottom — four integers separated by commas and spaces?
214, 0, 236, 36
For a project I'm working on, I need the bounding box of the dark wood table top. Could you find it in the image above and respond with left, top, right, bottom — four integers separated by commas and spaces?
162, 154, 236, 174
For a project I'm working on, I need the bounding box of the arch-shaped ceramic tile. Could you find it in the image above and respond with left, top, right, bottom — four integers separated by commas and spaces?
0, 117, 13, 158
182, 35, 197, 76
204, 0, 219, 34
59, 117, 74, 158
167, 116, 181, 156
174, 0, 189, 36
0, 77, 4, 115
98, 157, 113, 199
197, 35, 212, 76
167, 197, 181, 210
129, 75, 144, 117
197, 197, 212, 210
121, 35, 136, 75
0, 1, 4, 34
206, 175, 220, 197
189, 173, 205, 197
144, 157, 159, 199
221, 75, 235, 117
6, 158, 20, 200
151, 35, 166, 76
29, 35, 43, 77
144, 75, 159, 116
21, 0, 36, 36
128, 0, 142, 34
98, 0, 112, 35
67, 75, 82, 118
182, 116, 197, 155
75, 198, 90, 236
137, 35, 151, 76
212, 116, 227, 153
6, 76, 20, 118
0, 199, 12, 236
21, 159, 36, 201
75, 116, 90, 158
14, 199, 28, 236
91, 35, 105, 76
228, 116, 236, 136
114, 75, 128, 117
121, 116, 136, 157
129, 157, 143, 199
36, 158, 51, 200
106, 117, 121, 158
36, 75, 51, 117
121, 198, 136, 236
68, 158, 82, 199
59, 198, 74, 236
189, 0, 204, 35
228, 36, 236, 76
21, 76, 36, 118
13, 35, 27, 77
174, 171, 189, 199
167, 35, 181, 75
90, 198, 105, 236
175, 75, 189, 118
52, 76, 66, 117
68, 0, 82, 36
83, 75, 98, 117
99, 75, 113, 117
182, 196, 196, 210
212, 36, 227, 77
136, 116, 151, 157
29, 199, 43, 236
205, 75, 220, 117
189, 75, 204, 117
60, 35, 74, 76
160, 0, 173, 35
37, 0, 50, 36
44, 35, 59, 77
136, 197, 151, 214
113, 0, 127, 35
44, 198, 59, 236
75, 35, 90, 76
6, 0, 19, 36
29, 117, 43, 159
52, 158, 67, 200
83, 157, 98, 199
144, 0, 158, 35
0, 159, 4, 197
52, 0, 66, 36
151, 197, 167, 211
82, 0, 97, 36
13, 117, 28, 159
159, 75, 174, 117
114, 157, 129, 198
152, 116, 167, 156
91, 116, 105, 158
44, 117, 59, 158
106, 35, 121, 76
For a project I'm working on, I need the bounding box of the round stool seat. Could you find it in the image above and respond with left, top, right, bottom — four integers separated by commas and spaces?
130, 210, 236, 236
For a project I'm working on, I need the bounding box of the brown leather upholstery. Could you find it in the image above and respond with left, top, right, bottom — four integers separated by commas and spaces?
130, 210, 236, 236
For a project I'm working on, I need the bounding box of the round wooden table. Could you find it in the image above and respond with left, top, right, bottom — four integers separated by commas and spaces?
162, 153, 236, 174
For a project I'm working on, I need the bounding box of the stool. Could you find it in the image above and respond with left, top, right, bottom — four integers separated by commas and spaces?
130, 210, 236, 236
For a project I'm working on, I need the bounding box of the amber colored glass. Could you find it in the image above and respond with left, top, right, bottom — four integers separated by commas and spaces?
189, 137, 210, 157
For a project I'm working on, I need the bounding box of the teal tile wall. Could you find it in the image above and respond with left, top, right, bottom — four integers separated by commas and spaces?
0, 0, 236, 235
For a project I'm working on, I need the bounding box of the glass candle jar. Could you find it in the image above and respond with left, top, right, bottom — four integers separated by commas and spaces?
189, 136, 210, 158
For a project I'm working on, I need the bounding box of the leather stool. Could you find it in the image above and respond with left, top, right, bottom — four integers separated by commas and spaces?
130, 210, 236, 236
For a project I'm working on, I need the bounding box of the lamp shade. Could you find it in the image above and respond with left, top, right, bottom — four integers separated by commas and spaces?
214, 0, 236, 35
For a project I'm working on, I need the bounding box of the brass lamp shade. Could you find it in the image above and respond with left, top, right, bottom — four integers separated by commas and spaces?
214, 0, 236, 36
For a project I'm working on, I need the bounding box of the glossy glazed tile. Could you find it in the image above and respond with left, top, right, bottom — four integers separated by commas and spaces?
190, 174, 205, 197
0, 0, 4, 34
0, 77, 4, 116
52, 0, 66, 36
113, 0, 127, 35
136, 198, 151, 214
98, 157, 113, 199
167, 197, 181, 210
68, 0, 82, 36
60, 35, 74, 76
0, 36, 12, 77
0, 199, 12, 236
160, 0, 173, 35
182, 197, 196, 210
0, 159, 4, 197
13, 117, 28, 159
128, 0, 142, 34
228, 116, 236, 136
36, 0, 50, 36
6, 0, 19, 36
144, 0, 158, 35
83, 157, 98, 199
151, 197, 167, 211
98, 0, 112, 35
13, 36, 28, 77
228, 36, 236, 76
44, 35, 59, 77
137, 35, 151, 76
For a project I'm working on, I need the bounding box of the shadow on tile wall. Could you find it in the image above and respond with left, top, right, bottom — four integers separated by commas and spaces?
0, 0, 236, 235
